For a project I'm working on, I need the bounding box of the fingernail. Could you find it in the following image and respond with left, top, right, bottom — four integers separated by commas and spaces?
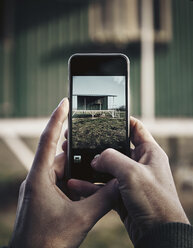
58, 98, 65, 107
91, 154, 100, 167
58, 98, 64, 107
58, 98, 66, 107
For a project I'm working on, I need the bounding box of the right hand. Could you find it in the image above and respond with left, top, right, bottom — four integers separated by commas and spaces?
90, 117, 189, 245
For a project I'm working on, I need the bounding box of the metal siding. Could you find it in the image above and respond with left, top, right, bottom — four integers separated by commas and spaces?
3, 1, 141, 117
77, 96, 84, 110
155, 0, 193, 117
3, 0, 192, 117
13, 2, 81, 117
0, 44, 3, 114
14, 33, 28, 117
129, 53, 141, 116
104, 96, 108, 110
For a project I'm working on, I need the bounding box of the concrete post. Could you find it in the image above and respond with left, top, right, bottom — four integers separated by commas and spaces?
140, 0, 155, 120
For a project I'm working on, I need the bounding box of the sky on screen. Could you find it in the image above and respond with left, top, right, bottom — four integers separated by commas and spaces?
73, 76, 125, 109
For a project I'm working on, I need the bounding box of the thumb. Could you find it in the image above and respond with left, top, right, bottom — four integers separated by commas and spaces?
91, 148, 138, 183
130, 116, 156, 147
80, 179, 120, 226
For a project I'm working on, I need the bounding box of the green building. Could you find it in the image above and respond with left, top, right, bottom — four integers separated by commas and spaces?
0, 0, 193, 118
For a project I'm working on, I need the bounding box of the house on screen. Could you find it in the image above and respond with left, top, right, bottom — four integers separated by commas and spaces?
72, 94, 118, 117
73, 94, 117, 111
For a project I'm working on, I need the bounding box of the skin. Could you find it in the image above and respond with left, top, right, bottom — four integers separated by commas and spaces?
69, 117, 190, 245
90, 116, 190, 244
10, 99, 189, 247
10, 98, 119, 248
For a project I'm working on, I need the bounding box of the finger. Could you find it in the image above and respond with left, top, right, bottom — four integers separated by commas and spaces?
79, 179, 120, 224
91, 148, 138, 183
62, 140, 67, 152
70, 179, 127, 222
67, 179, 100, 199
130, 116, 156, 147
14, 180, 27, 224
114, 197, 129, 223
54, 152, 66, 180
32, 98, 69, 171
64, 129, 68, 139
130, 147, 135, 160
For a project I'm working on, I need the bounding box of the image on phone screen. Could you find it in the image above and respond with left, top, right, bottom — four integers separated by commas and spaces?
71, 75, 127, 182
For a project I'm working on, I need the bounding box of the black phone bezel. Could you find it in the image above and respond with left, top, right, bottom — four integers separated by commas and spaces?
68, 53, 130, 183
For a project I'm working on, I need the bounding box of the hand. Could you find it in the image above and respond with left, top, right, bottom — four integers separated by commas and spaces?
10, 98, 119, 248
90, 117, 189, 245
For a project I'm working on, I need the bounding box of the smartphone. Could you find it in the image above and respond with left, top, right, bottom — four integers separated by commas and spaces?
68, 53, 130, 183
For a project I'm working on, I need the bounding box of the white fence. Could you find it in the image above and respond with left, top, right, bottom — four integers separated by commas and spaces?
0, 118, 193, 171
72, 109, 120, 118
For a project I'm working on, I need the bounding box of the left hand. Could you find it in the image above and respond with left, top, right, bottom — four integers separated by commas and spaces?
10, 98, 119, 248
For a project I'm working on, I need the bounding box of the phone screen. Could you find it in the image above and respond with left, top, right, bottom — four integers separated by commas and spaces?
68, 54, 129, 183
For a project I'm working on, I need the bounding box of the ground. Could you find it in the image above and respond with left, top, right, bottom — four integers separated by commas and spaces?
72, 116, 126, 150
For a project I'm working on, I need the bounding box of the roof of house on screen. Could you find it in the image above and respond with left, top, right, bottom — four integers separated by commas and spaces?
73, 94, 117, 97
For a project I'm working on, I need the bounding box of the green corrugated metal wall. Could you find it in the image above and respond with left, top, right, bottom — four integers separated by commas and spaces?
0, 44, 3, 112
0, 0, 192, 117
13, 1, 90, 117
1, 0, 141, 117
129, 52, 141, 116
0, 1, 3, 115
155, 0, 193, 117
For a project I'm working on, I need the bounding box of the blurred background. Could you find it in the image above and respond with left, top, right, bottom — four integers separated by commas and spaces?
0, 0, 193, 246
